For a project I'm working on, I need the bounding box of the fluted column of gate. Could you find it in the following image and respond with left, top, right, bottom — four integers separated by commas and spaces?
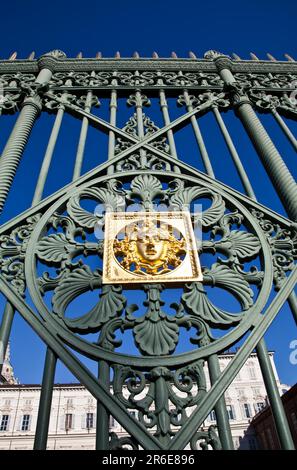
0, 50, 66, 214
205, 50, 297, 221
206, 50, 296, 450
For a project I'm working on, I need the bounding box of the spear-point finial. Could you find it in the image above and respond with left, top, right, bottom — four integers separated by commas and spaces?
284, 53, 295, 62
76, 52, 83, 58
171, 51, 178, 58
96, 51, 102, 58
189, 51, 196, 59
28, 51, 35, 60
232, 53, 241, 60
133, 51, 140, 58
250, 52, 259, 60
115, 51, 120, 58
267, 53, 276, 61
152, 51, 159, 58
8, 51, 17, 60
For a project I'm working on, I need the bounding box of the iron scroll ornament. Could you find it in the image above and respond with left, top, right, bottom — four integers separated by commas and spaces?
24, 171, 273, 368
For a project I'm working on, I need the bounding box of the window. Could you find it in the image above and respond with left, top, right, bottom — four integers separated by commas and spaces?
86, 413, 94, 429
226, 405, 236, 420
25, 399, 32, 406
67, 398, 73, 406
237, 389, 246, 399
109, 416, 115, 428
248, 366, 256, 380
21, 414, 30, 431
65, 413, 73, 430
243, 403, 252, 418
208, 410, 216, 422
4, 400, 11, 406
254, 402, 265, 414
0, 415, 9, 431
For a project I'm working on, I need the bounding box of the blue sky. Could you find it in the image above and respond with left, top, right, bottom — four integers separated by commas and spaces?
0, 0, 296, 386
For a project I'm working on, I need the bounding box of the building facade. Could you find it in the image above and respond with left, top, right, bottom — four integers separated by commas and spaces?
0, 352, 289, 450
251, 383, 297, 449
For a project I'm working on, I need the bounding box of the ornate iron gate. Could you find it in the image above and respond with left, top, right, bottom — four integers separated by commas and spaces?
0, 49, 296, 450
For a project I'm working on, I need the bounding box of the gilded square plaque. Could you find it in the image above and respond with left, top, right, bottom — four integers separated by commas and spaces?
102, 211, 203, 285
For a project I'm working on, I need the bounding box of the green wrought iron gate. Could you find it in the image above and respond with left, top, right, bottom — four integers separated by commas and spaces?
0, 49, 296, 450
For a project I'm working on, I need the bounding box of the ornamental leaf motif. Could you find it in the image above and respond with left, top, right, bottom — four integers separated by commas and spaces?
67, 187, 125, 229
203, 264, 254, 310
169, 181, 225, 227
201, 194, 225, 228
127, 175, 163, 210
128, 285, 179, 356
133, 316, 179, 356
215, 230, 260, 260
64, 284, 126, 332
182, 282, 243, 328
52, 265, 101, 316
36, 233, 75, 264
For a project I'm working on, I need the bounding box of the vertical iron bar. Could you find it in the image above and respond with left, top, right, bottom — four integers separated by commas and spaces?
108, 89, 117, 160
159, 89, 178, 159
287, 291, 297, 326
134, 89, 147, 168
107, 87, 117, 175
96, 360, 110, 449
182, 90, 214, 177
207, 354, 234, 450
271, 108, 297, 152
212, 105, 256, 198
33, 348, 57, 449
0, 303, 15, 370
32, 105, 64, 204
256, 339, 295, 449
73, 91, 93, 180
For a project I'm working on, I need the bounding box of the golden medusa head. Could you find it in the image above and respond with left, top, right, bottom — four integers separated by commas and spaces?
113, 218, 187, 275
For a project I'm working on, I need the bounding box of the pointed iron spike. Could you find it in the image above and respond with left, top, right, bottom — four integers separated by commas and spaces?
96, 52, 102, 58
28, 51, 35, 60
250, 52, 259, 60
76, 52, 83, 58
8, 51, 17, 61
284, 53, 295, 62
171, 51, 178, 58
267, 53, 276, 61
189, 51, 196, 59
115, 51, 120, 58
232, 53, 241, 60
133, 51, 140, 58
152, 51, 159, 58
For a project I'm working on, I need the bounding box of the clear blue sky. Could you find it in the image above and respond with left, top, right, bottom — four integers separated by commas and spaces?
0, 0, 296, 386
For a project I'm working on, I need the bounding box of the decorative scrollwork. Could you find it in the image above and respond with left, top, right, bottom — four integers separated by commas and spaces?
0, 214, 41, 295
190, 425, 222, 450
251, 209, 297, 289
113, 360, 206, 444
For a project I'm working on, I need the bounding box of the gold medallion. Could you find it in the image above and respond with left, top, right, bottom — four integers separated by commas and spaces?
102, 212, 203, 284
